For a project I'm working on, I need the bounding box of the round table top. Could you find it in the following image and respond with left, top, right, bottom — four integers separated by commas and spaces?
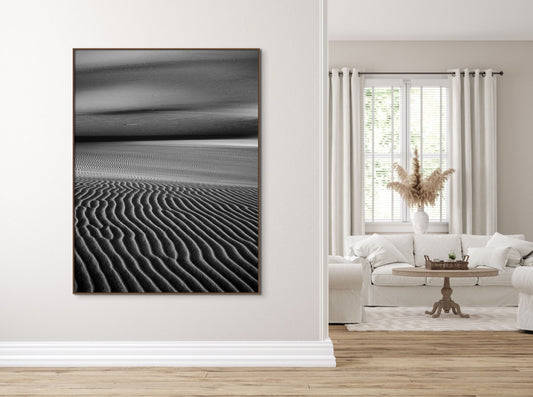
391, 267, 498, 278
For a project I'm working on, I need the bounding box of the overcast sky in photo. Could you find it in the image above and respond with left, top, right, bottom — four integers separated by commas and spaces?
74, 49, 259, 140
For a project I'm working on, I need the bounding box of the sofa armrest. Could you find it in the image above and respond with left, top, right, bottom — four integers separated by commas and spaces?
512, 266, 533, 294
351, 257, 371, 305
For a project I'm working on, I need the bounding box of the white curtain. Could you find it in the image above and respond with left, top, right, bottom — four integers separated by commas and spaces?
328, 68, 364, 256
449, 68, 498, 235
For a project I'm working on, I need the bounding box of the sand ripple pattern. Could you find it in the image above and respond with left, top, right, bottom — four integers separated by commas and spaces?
74, 177, 259, 293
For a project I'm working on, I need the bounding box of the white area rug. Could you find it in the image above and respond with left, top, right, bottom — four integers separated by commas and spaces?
346, 307, 518, 331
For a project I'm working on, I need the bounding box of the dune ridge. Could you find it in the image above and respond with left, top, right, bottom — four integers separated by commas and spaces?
75, 140, 258, 187
74, 177, 259, 293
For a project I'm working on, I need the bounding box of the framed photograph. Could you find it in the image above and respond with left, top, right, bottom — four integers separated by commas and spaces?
73, 49, 260, 293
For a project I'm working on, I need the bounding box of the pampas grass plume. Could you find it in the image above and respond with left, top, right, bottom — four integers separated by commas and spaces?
386, 148, 455, 208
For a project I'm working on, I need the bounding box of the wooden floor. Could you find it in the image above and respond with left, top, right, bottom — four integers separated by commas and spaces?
1, 326, 533, 396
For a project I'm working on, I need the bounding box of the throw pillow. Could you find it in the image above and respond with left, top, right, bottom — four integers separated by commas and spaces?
486, 232, 533, 266
381, 234, 415, 266
467, 247, 510, 272
351, 234, 409, 268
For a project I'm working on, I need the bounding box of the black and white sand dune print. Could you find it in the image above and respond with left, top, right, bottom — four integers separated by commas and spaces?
73, 49, 260, 293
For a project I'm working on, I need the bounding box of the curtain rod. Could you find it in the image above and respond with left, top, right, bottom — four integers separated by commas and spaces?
329, 71, 504, 77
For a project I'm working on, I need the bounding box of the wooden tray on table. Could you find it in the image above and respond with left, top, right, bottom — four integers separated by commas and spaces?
424, 255, 469, 270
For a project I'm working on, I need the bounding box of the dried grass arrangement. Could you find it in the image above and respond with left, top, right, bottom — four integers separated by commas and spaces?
387, 148, 455, 208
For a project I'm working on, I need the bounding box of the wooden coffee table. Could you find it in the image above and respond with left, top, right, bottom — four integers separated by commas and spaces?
391, 267, 498, 318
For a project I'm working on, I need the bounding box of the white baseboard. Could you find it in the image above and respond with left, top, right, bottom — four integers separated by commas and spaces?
0, 338, 335, 367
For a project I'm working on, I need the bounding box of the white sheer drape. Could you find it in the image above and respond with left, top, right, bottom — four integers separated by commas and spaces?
449, 68, 498, 235
328, 68, 364, 255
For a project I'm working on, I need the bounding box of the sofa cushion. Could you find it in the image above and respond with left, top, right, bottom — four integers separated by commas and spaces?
425, 276, 479, 287
477, 266, 514, 287
382, 234, 415, 266
345, 234, 414, 265
344, 235, 367, 257
371, 263, 425, 286
414, 234, 462, 267
351, 234, 409, 269
461, 234, 525, 252
486, 233, 533, 266
461, 234, 491, 253
462, 234, 525, 267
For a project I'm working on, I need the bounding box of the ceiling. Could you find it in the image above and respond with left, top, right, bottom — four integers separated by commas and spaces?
328, 0, 533, 41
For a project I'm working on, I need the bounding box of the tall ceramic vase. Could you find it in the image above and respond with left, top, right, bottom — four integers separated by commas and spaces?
412, 206, 429, 234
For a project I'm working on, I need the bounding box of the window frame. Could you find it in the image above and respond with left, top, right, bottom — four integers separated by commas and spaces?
363, 75, 451, 233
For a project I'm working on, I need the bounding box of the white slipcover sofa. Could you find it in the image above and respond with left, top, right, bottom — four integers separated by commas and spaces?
346, 233, 531, 307
512, 266, 533, 331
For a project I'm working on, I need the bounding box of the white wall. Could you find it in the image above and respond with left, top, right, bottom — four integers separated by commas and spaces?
0, 0, 324, 341
330, 41, 533, 240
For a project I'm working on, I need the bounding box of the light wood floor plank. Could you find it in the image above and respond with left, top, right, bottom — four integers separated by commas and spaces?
0, 326, 532, 396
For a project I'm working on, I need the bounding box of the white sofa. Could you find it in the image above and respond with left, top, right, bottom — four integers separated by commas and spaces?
346, 233, 528, 307
328, 256, 365, 323
512, 266, 533, 331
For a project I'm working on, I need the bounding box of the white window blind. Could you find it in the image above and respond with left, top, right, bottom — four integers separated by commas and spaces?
363, 77, 449, 227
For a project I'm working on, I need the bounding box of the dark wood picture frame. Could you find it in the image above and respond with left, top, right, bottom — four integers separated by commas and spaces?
73, 48, 261, 294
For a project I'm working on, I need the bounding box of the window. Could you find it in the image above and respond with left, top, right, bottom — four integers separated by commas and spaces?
363, 77, 449, 232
